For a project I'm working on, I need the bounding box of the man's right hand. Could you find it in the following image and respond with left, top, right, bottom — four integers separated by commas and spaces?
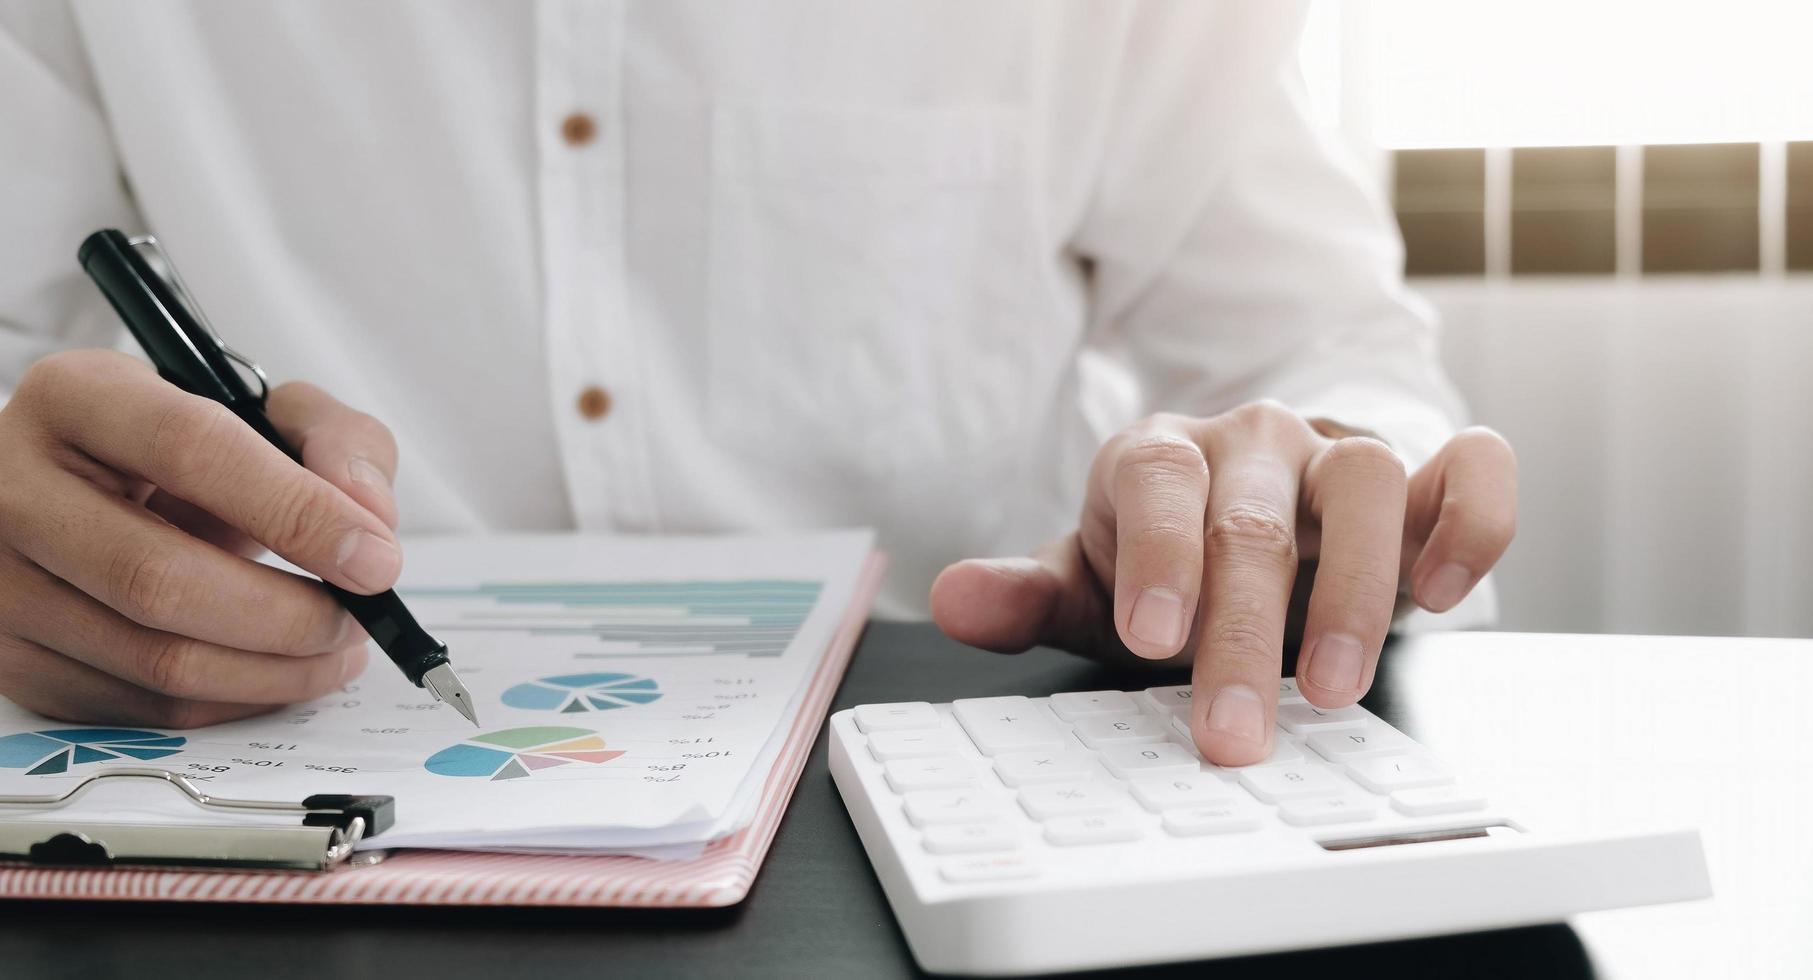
0, 350, 404, 728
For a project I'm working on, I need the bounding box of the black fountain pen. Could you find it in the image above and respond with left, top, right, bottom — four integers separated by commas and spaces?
77, 229, 479, 726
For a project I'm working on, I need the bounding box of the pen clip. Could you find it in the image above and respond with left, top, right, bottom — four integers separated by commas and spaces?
127, 235, 271, 404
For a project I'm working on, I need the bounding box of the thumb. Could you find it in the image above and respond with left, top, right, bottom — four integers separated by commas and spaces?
264, 382, 400, 530
930, 533, 1107, 655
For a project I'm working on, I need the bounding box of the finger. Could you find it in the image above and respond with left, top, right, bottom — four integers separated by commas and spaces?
1104, 423, 1210, 659
0, 633, 274, 729
0, 466, 356, 655
1407, 428, 1518, 612
1295, 438, 1406, 708
144, 488, 263, 558
33, 355, 401, 593
1, 555, 365, 704
1190, 412, 1312, 765
266, 382, 399, 530
930, 533, 1108, 655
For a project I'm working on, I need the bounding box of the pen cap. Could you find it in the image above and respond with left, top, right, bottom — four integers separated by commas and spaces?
78, 229, 259, 405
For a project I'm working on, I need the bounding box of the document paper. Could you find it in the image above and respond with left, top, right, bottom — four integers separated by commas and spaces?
0, 531, 875, 856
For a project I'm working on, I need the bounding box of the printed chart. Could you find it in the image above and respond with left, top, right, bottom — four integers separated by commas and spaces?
0, 532, 873, 852
407, 580, 824, 659
0, 729, 186, 775
424, 726, 625, 781
501, 672, 664, 713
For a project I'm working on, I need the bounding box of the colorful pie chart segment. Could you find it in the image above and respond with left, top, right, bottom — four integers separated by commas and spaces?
0, 729, 187, 775
424, 726, 625, 781
501, 672, 665, 713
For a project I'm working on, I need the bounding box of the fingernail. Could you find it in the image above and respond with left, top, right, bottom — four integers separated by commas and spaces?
1420, 562, 1473, 612
1204, 685, 1268, 746
339, 644, 369, 686
1305, 633, 1366, 694
983, 557, 1045, 576
336, 529, 401, 592
1128, 587, 1187, 651
348, 456, 391, 492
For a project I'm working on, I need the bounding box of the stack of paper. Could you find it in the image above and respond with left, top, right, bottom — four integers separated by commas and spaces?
0, 531, 878, 860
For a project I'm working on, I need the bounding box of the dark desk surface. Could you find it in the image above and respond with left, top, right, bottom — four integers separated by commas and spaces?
3, 625, 1807, 979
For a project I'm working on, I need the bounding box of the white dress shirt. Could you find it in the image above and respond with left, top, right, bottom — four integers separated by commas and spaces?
0, 1, 1466, 617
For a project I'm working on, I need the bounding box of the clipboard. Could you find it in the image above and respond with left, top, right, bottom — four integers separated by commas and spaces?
0, 552, 885, 907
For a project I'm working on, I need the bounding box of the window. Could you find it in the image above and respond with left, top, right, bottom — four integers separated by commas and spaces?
1361, 0, 1813, 150
1302, 2, 1813, 276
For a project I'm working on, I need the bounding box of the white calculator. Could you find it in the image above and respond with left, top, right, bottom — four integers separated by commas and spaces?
828, 681, 1710, 976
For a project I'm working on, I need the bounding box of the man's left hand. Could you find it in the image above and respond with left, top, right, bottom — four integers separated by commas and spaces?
930, 401, 1516, 766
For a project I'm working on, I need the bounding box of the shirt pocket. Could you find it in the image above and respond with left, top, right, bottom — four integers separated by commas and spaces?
704, 101, 1040, 476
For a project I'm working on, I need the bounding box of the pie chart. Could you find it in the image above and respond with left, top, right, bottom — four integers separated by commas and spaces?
501, 672, 665, 713
424, 726, 625, 781
0, 729, 187, 775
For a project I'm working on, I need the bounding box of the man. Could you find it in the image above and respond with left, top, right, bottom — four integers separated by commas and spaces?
0, 1, 1514, 766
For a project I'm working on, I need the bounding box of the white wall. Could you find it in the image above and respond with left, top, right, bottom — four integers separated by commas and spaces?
1423, 278, 1813, 638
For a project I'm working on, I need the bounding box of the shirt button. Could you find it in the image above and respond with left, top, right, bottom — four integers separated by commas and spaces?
560, 112, 597, 147
576, 385, 612, 422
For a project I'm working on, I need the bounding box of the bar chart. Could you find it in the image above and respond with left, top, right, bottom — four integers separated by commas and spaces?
405, 580, 824, 659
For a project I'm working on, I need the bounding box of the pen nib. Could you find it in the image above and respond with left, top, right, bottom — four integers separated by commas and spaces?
423, 663, 481, 727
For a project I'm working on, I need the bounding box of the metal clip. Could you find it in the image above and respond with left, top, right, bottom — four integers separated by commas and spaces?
127, 235, 271, 403
0, 769, 392, 871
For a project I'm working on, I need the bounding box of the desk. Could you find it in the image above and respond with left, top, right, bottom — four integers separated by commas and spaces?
1, 626, 1806, 979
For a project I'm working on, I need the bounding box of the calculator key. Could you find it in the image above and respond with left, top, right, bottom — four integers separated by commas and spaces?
1153, 702, 1193, 737
867, 730, 950, 762
1246, 738, 1306, 767
993, 750, 1097, 787
855, 702, 941, 733
1308, 727, 1417, 762
1019, 781, 1128, 820
1163, 716, 1288, 773
941, 854, 1039, 883
1044, 812, 1143, 846
922, 822, 1020, 855
1278, 677, 1308, 704
1099, 742, 1200, 780
1129, 775, 1237, 812
1391, 784, 1488, 816
1238, 764, 1349, 802
1165, 710, 1193, 742
1162, 803, 1261, 836
1345, 754, 1454, 793
903, 791, 1004, 826
1074, 714, 1168, 747
1048, 691, 1139, 720
1277, 793, 1379, 826
1276, 702, 1369, 734
953, 697, 1068, 756
1141, 685, 1194, 714
884, 757, 978, 793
